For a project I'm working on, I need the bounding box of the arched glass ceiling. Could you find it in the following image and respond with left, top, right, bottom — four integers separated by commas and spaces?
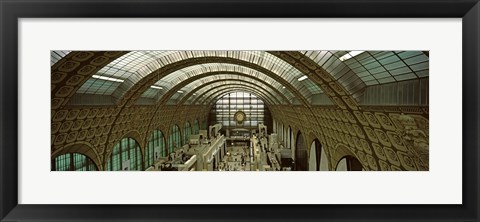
139, 66, 297, 101
301, 51, 429, 96
76, 51, 176, 95
139, 63, 293, 98
149, 63, 318, 98
204, 88, 272, 107
194, 86, 275, 105
186, 81, 283, 105
204, 88, 274, 106
175, 80, 287, 105
76, 51, 322, 99
165, 75, 293, 105
51, 51, 71, 66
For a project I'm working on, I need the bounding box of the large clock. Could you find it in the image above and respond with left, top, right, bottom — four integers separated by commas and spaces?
234, 111, 246, 123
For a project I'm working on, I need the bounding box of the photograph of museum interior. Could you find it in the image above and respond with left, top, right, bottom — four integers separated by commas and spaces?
51, 51, 429, 171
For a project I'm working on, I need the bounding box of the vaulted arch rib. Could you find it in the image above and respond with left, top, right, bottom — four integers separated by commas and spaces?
197, 86, 272, 106
111, 57, 313, 107
193, 84, 277, 105
169, 77, 290, 105
156, 72, 293, 105
179, 80, 285, 105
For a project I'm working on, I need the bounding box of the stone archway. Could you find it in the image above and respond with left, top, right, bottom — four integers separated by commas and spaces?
309, 138, 329, 171
335, 156, 363, 171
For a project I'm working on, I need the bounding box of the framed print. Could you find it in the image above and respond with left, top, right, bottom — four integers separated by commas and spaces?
1, 0, 479, 221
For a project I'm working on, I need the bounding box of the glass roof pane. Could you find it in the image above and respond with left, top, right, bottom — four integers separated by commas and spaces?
357, 54, 376, 64
404, 54, 429, 65
384, 61, 405, 70
394, 73, 417, 81
378, 55, 400, 65
369, 66, 386, 74
415, 70, 429, 78
77, 51, 323, 99
76, 78, 121, 95
377, 76, 396, 84
410, 62, 429, 71
390, 67, 412, 76
51, 51, 71, 66
372, 51, 394, 60
140, 88, 161, 98
373, 72, 391, 79
304, 51, 428, 92
364, 80, 379, 85
352, 66, 367, 73
357, 71, 371, 77
397, 51, 422, 59
361, 75, 376, 81
364, 61, 381, 69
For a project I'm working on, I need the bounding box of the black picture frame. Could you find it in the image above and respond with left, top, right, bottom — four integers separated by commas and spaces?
1, 0, 479, 221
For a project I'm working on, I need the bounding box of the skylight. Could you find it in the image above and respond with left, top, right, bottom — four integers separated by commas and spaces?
298, 75, 308, 81
339, 51, 365, 61
150, 85, 163, 90
92, 75, 124, 83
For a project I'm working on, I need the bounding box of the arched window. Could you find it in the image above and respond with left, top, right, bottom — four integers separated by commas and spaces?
274, 120, 278, 134
287, 126, 293, 149
183, 122, 192, 144
193, 119, 199, 134
295, 131, 307, 171
285, 127, 289, 148
52, 153, 97, 171
106, 137, 142, 171
146, 130, 166, 167
212, 92, 266, 128
336, 156, 363, 171
279, 123, 284, 145
168, 124, 181, 153
290, 128, 295, 150
309, 139, 328, 171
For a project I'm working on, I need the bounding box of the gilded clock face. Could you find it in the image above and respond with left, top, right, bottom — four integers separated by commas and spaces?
234, 111, 246, 122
